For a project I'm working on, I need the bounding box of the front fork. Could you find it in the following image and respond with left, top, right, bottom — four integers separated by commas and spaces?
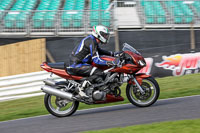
128, 74, 151, 95
132, 76, 145, 95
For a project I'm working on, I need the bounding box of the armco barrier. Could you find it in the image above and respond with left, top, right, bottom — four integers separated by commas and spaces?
0, 71, 62, 102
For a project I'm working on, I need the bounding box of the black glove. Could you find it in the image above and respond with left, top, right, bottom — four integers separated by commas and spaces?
107, 58, 121, 67
114, 51, 124, 57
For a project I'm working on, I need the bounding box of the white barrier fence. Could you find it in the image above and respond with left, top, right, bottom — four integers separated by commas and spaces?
0, 71, 62, 102
0, 70, 129, 102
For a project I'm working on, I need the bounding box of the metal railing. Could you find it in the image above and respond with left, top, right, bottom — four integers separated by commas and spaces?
0, 10, 114, 36
138, 0, 200, 26
0, 71, 62, 102
0, 0, 200, 36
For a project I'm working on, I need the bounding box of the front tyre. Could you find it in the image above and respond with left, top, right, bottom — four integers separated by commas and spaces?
44, 94, 79, 117
126, 76, 160, 107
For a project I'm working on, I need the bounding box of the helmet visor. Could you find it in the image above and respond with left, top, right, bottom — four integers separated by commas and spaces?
100, 31, 110, 43
100, 31, 109, 40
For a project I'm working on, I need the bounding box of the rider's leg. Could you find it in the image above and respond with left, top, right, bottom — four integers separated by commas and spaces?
88, 68, 104, 84
71, 66, 93, 97
71, 66, 104, 97
72, 66, 104, 83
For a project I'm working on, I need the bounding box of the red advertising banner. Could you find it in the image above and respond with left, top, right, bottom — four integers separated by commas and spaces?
156, 53, 200, 76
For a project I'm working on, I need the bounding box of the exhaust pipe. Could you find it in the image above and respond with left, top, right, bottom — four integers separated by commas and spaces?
43, 79, 57, 86
41, 85, 74, 101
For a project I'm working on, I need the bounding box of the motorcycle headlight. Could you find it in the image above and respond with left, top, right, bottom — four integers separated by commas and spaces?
138, 60, 146, 67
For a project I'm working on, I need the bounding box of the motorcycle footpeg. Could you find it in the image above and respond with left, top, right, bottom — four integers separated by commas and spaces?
75, 94, 89, 99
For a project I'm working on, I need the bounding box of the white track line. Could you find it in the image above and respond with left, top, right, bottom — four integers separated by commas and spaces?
0, 95, 200, 124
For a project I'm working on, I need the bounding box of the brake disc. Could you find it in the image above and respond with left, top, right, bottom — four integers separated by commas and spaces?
133, 82, 152, 100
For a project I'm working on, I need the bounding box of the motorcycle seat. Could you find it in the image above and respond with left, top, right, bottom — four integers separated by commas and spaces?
66, 67, 89, 80
48, 62, 66, 70
66, 67, 75, 75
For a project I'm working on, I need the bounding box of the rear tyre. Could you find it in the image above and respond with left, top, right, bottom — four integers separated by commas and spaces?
126, 76, 160, 107
44, 94, 79, 117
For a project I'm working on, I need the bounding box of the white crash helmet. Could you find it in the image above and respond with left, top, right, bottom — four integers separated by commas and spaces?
92, 25, 110, 44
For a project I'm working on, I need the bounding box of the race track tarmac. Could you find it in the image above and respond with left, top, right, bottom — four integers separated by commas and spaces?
0, 95, 200, 133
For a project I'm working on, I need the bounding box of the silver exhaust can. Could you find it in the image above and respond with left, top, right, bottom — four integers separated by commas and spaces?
43, 79, 57, 86
41, 85, 73, 101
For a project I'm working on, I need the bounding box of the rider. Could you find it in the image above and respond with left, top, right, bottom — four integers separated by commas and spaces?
69, 25, 121, 97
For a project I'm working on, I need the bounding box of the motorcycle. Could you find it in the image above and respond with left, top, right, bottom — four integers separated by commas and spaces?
41, 43, 160, 117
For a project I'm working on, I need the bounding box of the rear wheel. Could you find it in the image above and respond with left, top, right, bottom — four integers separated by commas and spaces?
126, 76, 160, 107
44, 94, 79, 117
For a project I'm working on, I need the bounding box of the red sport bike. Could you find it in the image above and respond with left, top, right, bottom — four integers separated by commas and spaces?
41, 43, 160, 117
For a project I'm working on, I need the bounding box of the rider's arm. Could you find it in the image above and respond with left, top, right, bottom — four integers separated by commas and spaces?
97, 45, 113, 56
90, 44, 119, 66
92, 51, 108, 66
89, 43, 107, 65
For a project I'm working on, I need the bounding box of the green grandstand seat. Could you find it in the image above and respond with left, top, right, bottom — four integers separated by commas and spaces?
141, 1, 167, 24
89, 0, 110, 27
142, 1, 155, 23
90, 21, 99, 27
31, 0, 62, 28
101, 11, 110, 26
146, 17, 154, 24
44, 21, 54, 28
33, 20, 43, 28
72, 13, 83, 27
73, 21, 81, 27
16, 20, 26, 28
152, 1, 166, 23
62, 20, 70, 28
193, 1, 200, 16
101, 12, 110, 19
164, 1, 195, 24
3, 0, 38, 28
62, 13, 71, 20
61, 0, 85, 28
33, 14, 43, 28
61, 20, 70, 28
157, 17, 166, 24
15, 13, 27, 28
101, 21, 110, 27
174, 18, 182, 23
44, 15, 55, 28
4, 15, 15, 28
90, 0, 100, 27
176, 1, 194, 23
61, 12, 71, 28
90, 11, 99, 19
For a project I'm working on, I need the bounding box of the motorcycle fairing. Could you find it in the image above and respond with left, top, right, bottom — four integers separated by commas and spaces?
128, 73, 151, 85
95, 94, 124, 104
41, 62, 83, 80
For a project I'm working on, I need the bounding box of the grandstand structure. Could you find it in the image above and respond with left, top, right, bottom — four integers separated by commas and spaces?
0, 0, 199, 36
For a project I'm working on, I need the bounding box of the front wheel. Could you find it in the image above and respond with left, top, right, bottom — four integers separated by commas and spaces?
126, 76, 160, 107
44, 94, 79, 117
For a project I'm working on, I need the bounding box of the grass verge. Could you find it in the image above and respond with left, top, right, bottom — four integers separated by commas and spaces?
82, 119, 200, 133
0, 73, 200, 122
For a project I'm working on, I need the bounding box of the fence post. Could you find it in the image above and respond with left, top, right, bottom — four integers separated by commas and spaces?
113, 1, 120, 52
190, 22, 195, 49
55, 10, 59, 36
114, 27, 120, 52
27, 11, 31, 37
85, 10, 88, 36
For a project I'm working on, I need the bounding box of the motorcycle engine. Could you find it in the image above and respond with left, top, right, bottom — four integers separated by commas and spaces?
92, 90, 106, 101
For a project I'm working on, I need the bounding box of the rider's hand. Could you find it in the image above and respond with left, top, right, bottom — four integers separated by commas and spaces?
114, 51, 124, 57
107, 58, 121, 67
